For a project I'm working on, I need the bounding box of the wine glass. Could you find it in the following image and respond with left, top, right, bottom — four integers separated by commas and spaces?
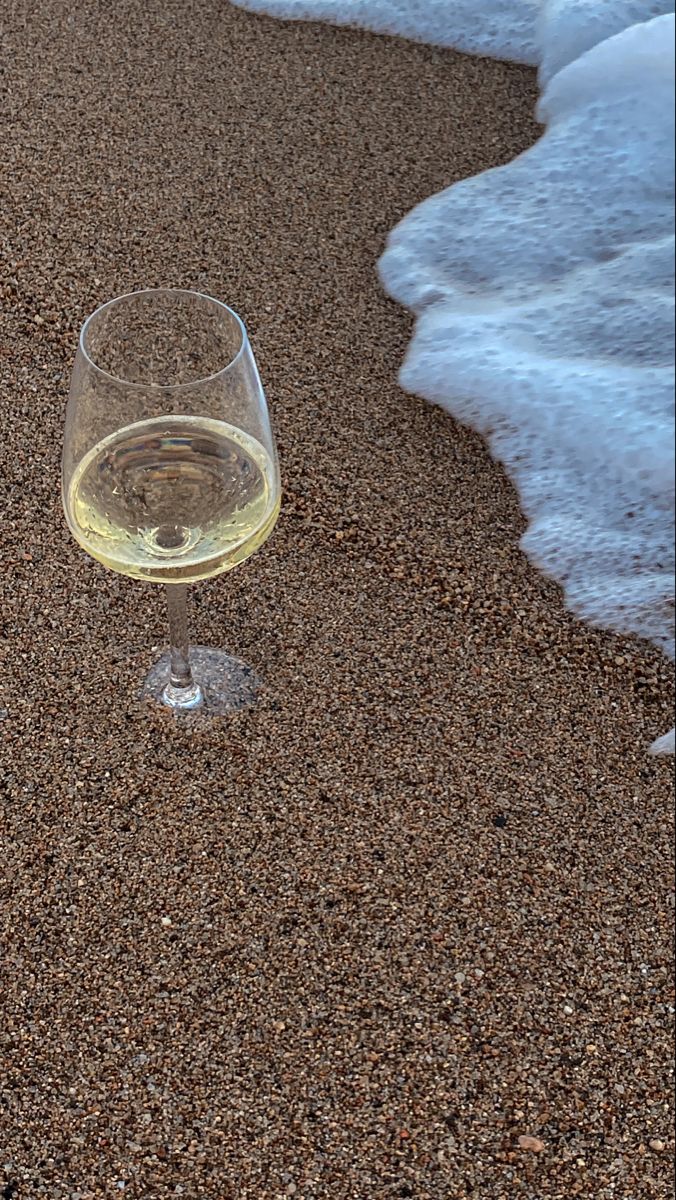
62, 288, 281, 713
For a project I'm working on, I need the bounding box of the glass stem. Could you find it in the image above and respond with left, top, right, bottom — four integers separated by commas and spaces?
163, 584, 203, 709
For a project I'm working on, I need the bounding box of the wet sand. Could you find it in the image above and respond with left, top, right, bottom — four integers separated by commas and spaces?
0, 1, 673, 1196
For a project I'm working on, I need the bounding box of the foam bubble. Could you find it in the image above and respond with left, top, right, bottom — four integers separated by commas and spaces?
379, 14, 675, 748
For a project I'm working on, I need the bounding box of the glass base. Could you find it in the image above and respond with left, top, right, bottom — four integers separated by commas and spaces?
142, 646, 260, 715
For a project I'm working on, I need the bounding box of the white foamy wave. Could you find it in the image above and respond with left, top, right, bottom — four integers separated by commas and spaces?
231, 0, 673, 68
232, 0, 675, 748
231, 0, 541, 62
379, 13, 675, 749
539, 0, 675, 83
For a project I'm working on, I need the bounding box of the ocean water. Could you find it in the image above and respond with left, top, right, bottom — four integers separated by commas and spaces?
233, 0, 675, 752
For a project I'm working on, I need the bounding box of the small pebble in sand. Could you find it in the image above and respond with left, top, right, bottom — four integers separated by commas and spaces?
518, 1135, 546, 1153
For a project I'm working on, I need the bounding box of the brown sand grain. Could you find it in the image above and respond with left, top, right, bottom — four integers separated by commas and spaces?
0, 2, 674, 1197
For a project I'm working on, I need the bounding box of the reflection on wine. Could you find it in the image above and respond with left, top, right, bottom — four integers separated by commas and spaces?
65, 415, 279, 583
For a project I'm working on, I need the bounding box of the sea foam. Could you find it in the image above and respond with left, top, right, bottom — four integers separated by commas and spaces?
538, 0, 675, 83
231, 0, 673, 68
379, 13, 675, 750
232, 0, 675, 751
232, 0, 542, 63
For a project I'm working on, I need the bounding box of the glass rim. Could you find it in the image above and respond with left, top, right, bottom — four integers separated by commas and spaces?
79, 287, 249, 392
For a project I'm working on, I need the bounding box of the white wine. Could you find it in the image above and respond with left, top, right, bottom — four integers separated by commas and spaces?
65, 415, 280, 583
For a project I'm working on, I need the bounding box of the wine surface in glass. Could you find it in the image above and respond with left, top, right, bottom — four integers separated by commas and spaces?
65, 415, 279, 583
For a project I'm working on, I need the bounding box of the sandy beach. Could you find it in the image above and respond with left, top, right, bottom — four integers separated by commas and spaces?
0, 1, 673, 1196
